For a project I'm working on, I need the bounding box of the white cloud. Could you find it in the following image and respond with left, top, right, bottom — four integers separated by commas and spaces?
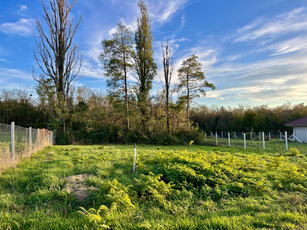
0, 18, 34, 36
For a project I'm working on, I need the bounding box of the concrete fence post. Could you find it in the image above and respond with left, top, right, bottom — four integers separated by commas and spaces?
262, 132, 265, 150
11, 122, 15, 159
228, 132, 230, 147
215, 131, 218, 146
51, 131, 54, 145
37, 128, 40, 147
29, 127, 32, 152
243, 133, 246, 149
285, 131, 288, 151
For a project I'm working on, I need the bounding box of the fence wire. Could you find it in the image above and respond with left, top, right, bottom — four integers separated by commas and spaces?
204, 131, 306, 154
0, 123, 53, 172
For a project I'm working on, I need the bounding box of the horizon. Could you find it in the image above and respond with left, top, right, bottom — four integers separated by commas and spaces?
1, 0, 307, 108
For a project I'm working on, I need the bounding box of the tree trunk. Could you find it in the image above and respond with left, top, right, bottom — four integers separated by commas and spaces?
123, 52, 129, 130
186, 74, 190, 122
166, 85, 170, 133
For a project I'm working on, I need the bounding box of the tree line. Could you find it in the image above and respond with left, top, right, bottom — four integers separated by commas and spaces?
0, 88, 304, 144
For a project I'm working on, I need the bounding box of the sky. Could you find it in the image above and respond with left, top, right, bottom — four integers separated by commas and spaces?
1, 0, 307, 108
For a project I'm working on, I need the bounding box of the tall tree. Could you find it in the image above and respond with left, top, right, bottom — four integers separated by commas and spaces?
161, 40, 174, 133
177, 55, 215, 122
100, 23, 134, 130
34, 0, 82, 131
134, 0, 157, 127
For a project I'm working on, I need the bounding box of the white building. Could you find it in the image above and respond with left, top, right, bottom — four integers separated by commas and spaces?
285, 117, 307, 143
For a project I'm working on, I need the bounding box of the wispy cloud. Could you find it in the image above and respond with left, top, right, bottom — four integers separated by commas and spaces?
17, 5, 28, 16
234, 8, 307, 42
0, 68, 32, 80
148, 0, 188, 24
0, 18, 34, 36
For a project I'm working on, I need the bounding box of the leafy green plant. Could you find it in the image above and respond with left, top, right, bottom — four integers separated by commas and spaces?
133, 172, 172, 207
78, 205, 111, 229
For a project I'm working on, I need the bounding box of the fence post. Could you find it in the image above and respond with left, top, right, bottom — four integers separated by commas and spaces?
205, 132, 207, 141
243, 133, 246, 149
221, 131, 223, 138
215, 131, 218, 146
250, 131, 252, 140
51, 131, 53, 145
234, 131, 236, 139
259, 132, 261, 141
285, 131, 288, 151
228, 132, 230, 147
280, 132, 282, 141
262, 132, 265, 150
269, 132, 271, 141
133, 143, 137, 173
37, 128, 40, 147
11, 122, 15, 159
29, 127, 32, 152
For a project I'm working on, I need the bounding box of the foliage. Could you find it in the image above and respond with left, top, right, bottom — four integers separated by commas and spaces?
133, 172, 172, 206
100, 22, 134, 130
177, 55, 215, 121
134, 0, 157, 128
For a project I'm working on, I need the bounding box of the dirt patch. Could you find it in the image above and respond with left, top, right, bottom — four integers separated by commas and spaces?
64, 174, 97, 201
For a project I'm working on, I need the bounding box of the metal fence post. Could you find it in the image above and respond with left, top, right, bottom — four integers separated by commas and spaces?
262, 132, 265, 150
285, 131, 288, 151
11, 122, 15, 159
29, 127, 32, 152
243, 133, 246, 149
280, 132, 282, 141
259, 132, 261, 140
215, 131, 218, 146
228, 132, 230, 147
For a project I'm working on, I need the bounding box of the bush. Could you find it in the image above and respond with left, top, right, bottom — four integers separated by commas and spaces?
55, 131, 71, 145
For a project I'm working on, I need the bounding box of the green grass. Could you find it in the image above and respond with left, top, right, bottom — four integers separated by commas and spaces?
0, 144, 306, 229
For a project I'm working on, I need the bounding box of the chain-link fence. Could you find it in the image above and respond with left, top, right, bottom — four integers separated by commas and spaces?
0, 122, 53, 172
204, 131, 307, 154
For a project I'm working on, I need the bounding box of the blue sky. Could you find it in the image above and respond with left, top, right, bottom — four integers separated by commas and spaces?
1, 0, 307, 108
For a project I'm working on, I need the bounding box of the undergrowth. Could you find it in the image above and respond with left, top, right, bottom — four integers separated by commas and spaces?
0, 144, 306, 229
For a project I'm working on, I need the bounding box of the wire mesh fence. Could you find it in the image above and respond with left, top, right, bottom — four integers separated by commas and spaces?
204, 131, 307, 154
0, 122, 53, 172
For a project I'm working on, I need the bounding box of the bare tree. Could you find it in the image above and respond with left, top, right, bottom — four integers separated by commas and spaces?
161, 40, 174, 133
34, 0, 82, 102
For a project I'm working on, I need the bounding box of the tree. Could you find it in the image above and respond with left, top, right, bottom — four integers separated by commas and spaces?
161, 40, 174, 133
177, 55, 215, 122
34, 0, 82, 131
134, 0, 157, 127
100, 23, 134, 130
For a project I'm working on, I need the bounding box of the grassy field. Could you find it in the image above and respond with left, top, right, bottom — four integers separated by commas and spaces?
0, 144, 306, 229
